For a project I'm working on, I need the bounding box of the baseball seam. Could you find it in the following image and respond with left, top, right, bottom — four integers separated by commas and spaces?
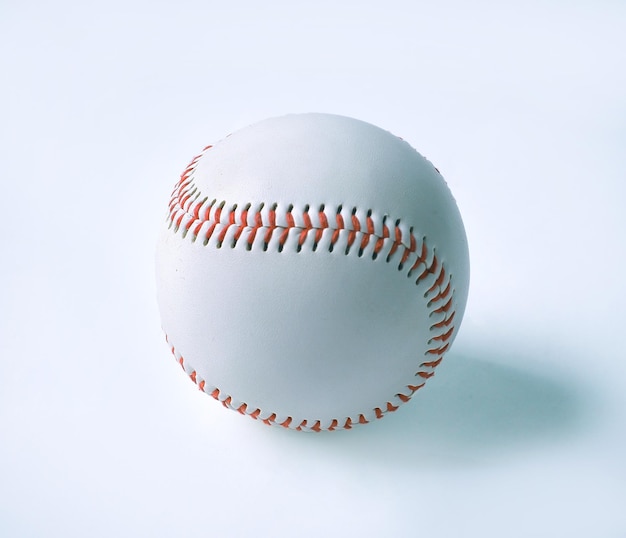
162, 145, 457, 432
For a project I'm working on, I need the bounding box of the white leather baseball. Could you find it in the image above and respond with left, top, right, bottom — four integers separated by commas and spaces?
155, 113, 469, 431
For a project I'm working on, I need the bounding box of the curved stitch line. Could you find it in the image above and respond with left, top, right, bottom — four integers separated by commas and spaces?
168, 338, 432, 432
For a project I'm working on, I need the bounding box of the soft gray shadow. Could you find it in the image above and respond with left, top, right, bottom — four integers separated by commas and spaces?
261, 350, 590, 467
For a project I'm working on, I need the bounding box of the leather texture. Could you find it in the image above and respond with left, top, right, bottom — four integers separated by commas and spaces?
156, 113, 470, 429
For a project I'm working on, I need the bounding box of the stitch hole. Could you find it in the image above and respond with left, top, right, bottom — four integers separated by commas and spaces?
351, 206, 357, 215
337, 204, 343, 214
296, 244, 302, 253
304, 203, 310, 212
358, 247, 364, 257
319, 203, 325, 212
372, 251, 378, 260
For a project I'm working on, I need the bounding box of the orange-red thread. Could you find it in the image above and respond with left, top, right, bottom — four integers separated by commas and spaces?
265, 205, 277, 246
421, 357, 443, 368
425, 343, 450, 356
431, 311, 456, 329
169, 339, 451, 432
431, 327, 454, 342
386, 402, 399, 412
263, 413, 277, 426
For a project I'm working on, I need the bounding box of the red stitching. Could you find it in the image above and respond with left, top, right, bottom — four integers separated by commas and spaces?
373, 218, 389, 256
300, 205, 313, 247
433, 297, 453, 314
247, 208, 263, 248
386, 402, 399, 412
332, 208, 344, 248
431, 327, 454, 342
162, 147, 460, 431
421, 357, 443, 368
169, 338, 451, 432
431, 311, 455, 330
426, 267, 447, 296
426, 343, 450, 355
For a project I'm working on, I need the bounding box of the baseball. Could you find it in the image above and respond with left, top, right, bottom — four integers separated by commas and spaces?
155, 113, 470, 432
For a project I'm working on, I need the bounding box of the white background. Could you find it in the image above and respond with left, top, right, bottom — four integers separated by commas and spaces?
1, 1, 625, 536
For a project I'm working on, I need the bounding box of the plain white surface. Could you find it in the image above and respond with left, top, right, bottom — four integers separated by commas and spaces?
1, 1, 625, 536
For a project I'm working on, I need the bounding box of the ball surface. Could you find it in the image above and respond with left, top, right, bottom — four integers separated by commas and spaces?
155, 113, 469, 431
